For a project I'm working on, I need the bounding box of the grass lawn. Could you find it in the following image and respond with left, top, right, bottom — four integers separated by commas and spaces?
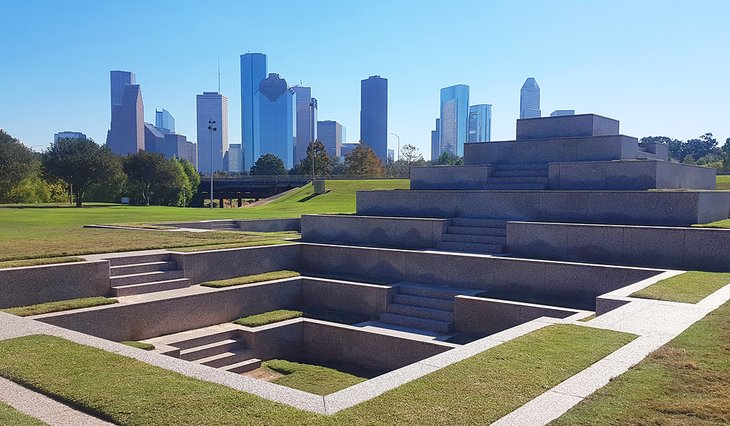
716, 174, 730, 190
1, 297, 118, 316
261, 359, 366, 396
0, 180, 407, 261
0, 256, 82, 269
0, 325, 632, 425
234, 310, 303, 327
552, 300, 730, 425
201, 270, 301, 288
0, 402, 45, 426
631, 271, 730, 303
120, 341, 155, 351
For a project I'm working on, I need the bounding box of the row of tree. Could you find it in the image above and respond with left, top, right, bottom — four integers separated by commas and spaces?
641, 134, 730, 170
0, 130, 199, 207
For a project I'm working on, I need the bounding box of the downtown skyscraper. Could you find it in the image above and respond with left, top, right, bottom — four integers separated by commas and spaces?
106, 70, 144, 155
360, 75, 388, 162
439, 84, 469, 156
258, 73, 296, 169
196, 92, 228, 174
520, 77, 541, 119
291, 85, 318, 165
240, 53, 267, 171
468, 104, 492, 143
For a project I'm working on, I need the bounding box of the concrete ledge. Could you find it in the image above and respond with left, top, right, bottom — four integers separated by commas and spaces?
0, 260, 110, 309
507, 221, 730, 271
301, 215, 447, 249
410, 165, 494, 190
165, 218, 301, 232
454, 296, 582, 334
301, 277, 395, 317
516, 114, 620, 140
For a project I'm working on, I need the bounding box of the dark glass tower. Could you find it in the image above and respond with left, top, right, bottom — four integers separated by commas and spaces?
360, 75, 388, 162
240, 53, 268, 171
106, 70, 144, 155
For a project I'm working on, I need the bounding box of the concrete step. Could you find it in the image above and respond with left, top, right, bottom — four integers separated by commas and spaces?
397, 282, 479, 300
106, 254, 171, 267
446, 226, 506, 237
487, 176, 548, 184
111, 278, 191, 297
392, 294, 454, 311
437, 241, 506, 254
198, 348, 255, 368
209, 221, 238, 229
180, 339, 243, 361
386, 303, 454, 322
479, 183, 547, 190
493, 163, 549, 171
379, 313, 452, 334
110, 270, 185, 287
165, 329, 240, 350
451, 218, 507, 228
110, 261, 177, 277
491, 169, 549, 177
223, 358, 262, 374
442, 233, 506, 245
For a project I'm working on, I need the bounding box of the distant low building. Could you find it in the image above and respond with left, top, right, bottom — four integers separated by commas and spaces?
144, 122, 197, 168
550, 110, 575, 117
340, 142, 360, 158
387, 149, 394, 162
54, 131, 87, 142
317, 120, 344, 158
227, 144, 243, 172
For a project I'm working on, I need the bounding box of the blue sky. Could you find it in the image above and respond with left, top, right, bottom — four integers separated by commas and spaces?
1, 0, 729, 156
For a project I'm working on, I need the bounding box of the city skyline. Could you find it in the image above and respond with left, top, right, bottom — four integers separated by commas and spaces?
3, 1, 730, 158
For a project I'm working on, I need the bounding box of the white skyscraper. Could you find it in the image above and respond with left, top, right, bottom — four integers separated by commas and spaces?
196, 92, 229, 174
520, 77, 541, 119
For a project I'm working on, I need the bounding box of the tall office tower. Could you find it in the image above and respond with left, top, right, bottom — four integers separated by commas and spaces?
520, 77, 541, 119
317, 120, 343, 158
340, 142, 360, 157
196, 92, 229, 174
227, 144, 243, 173
439, 84, 469, 156
257, 73, 295, 169
468, 104, 492, 143
360, 75, 388, 162
155, 109, 175, 134
550, 109, 575, 117
240, 53, 268, 171
430, 118, 441, 161
291, 86, 318, 165
143, 123, 165, 154
54, 131, 87, 142
106, 70, 144, 155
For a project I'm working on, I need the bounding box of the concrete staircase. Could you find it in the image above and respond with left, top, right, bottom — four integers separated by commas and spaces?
379, 283, 480, 334
208, 220, 240, 231
485, 163, 549, 190
438, 218, 508, 254
109, 254, 191, 297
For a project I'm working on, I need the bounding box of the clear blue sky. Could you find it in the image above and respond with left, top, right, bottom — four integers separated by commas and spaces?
2, 0, 729, 156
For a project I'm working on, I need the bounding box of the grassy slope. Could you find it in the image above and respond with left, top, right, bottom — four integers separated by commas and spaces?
234, 310, 303, 327
201, 270, 301, 288
0, 402, 45, 426
0, 325, 632, 425
0, 180, 408, 261
1, 297, 118, 316
263, 359, 366, 396
631, 271, 730, 303
0, 257, 82, 269
716, 175, 730, 190
553, 300, 730, 425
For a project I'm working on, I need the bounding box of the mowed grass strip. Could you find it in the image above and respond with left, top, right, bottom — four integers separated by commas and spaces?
716, 175, 730, 190
0, 402, 45, 426
120, 341, 155, 351
631, 271, 730, 303
234, 310, 303, 327
0, 256, 82, 269
262, 359, 366, 396
0, 325, 633, 425
1, 297, 118, 317
552, 300, 730, 425
170, 239, 290, 252
201, 270, 301, 288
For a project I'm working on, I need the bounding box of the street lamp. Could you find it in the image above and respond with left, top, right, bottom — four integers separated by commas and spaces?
208, 120, 218, 209
390, 132, 400, 161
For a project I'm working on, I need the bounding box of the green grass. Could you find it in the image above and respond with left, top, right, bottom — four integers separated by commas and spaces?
170, 239, 292, 252
0, 325, 632, 425
262, 359, 366, 396
201, 270, 301, 288
552, 300, 730, 425
0, 180, 407, 261
0, 402, 45, 426
631, 271, 730, 303
696, 219, 730, 228
716, 174, 730, 190
234, 310, 304, 327
120, 341, 155, 351
0, 256, 82, 269
1, 297, 118, 316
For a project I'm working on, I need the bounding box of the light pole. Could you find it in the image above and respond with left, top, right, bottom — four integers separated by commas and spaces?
390, 132, 400, 161
208, 120, 217, 209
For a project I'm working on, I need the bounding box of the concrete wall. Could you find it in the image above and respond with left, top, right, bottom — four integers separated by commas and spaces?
300, 244, 658, 310
507, 221, 730, 272
240, 320, 304, 361
35, 278, 303, 341
356, 190, 730, 226
170, 244, 302, 284
516, 114, 620, 140
301, 215, 447, 249
410, 165, 494, 190
454, 296, 580, 334
638, 142, 669, 161
548, 160, 716, 190
0, 260, 110, 309
464, 135, 639, 166
165, 218, 301, 232
301, 278, 395, 318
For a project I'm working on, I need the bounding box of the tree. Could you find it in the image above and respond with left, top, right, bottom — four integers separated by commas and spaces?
154, 158, 190, 207
42, 137, 118, 207
180, 159, 200, 207
345, 144, 385, 177
0, 130, 39, 202
433, 151, 464, 166
298, 140, 331, 177
123, 151, 168, 205
250, 153, 287, 175
683, 133, 719, 162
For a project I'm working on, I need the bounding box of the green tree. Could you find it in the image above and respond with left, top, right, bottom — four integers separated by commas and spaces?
345, 144, 385, 177
123, 151, 167, 205
85, 156, 127, 203
433, 151, 464, 166
154, 158, 190, 207
250, 153, 287, 175
0, 130, 39, 202
683, 133, 719, 162
179, 159, 200, 206
42, 137, 118, 207
298, 140, 331, 177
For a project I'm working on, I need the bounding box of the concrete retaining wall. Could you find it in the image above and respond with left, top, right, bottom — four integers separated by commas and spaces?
454, 296, 580, 334
301, 215, 447, 249
356, 190, 730, 226
516, 114, 620, 140
0, 260, 110, 309
301, 278, 395, 318
166, 218, 301, 232
507, 221, 730, 272
410, 165, 494, 190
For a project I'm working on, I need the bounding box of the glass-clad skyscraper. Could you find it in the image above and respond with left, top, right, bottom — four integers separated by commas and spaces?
439, 84, 469, 156
291, 86, 318, 165
430, 118, 440, 161
467, 104, 492, 143
520, 77, 541, 119
317, 120, 343, 158
196, 92, 229, 174
106, 70, 144, 155
258, 73, 295, 170
240, 53, 268, 171
155, 108, 175, 134
360, 75, 388, 162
